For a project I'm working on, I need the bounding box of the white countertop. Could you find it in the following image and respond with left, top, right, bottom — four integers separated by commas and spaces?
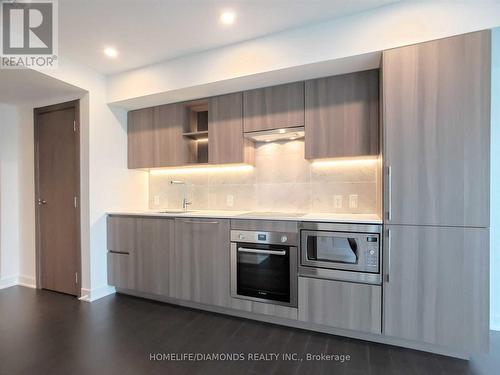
107, 210, 382, 224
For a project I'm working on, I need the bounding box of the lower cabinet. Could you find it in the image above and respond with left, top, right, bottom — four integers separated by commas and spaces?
383, 225, 489, 352
107, 252, 134, 290
298, 277, 382, 334
173, 218, 231, 307
107, 216, 175, 297
133, 218, 174, 296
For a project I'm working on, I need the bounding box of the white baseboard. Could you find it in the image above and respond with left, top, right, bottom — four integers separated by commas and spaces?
0, 276, 18, 289
491, 314, 500, 331
79, 284, 115, 302
17, 275, 36, 288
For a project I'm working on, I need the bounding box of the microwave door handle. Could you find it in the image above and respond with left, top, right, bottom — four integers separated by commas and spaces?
306, 235, 317, 260
237, 247, 287, 256
347, 238, 359, 260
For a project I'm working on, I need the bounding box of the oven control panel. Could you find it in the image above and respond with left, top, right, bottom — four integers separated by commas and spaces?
231, 230, 298, 246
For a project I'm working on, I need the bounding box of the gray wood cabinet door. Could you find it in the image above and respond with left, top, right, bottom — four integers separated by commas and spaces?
383, 225, 489, 352
243, 82, 304, 132
128, 108, 155, 168
133, 218, 175, 296
154, 103, 189, 167
107, 216, 136, 254
305, 70, 379, 159
209, 93, 254, 164
107, 216, 174, 297
173, 218, 231, 307
383, 31, 491, 227
107, 252, 135, 290
298, 277, 381, 334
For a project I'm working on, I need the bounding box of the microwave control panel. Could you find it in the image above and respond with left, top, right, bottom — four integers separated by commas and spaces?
365, 236, 379, 268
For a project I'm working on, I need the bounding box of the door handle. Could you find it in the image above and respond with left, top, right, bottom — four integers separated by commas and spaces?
386, 228, 391, 283
387, 165, 392, 221
37, 198, 47, 205
237, 247, 286, 256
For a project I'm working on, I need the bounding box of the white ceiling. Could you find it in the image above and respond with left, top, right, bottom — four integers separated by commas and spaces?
59, 0, 397, 75
0, 70, 84, 106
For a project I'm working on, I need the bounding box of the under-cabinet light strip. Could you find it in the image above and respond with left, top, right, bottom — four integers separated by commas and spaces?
149, 164, 254, 175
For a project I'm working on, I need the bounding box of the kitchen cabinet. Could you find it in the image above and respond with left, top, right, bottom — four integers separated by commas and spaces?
128, 103, 188, 169
243, 82, 304, 132
107, 216, 136, 254
383, 225, 489, 352
298, 277, 381, 334
305, 70, 379, 159
107, 252, 134, 290
383, 31, 491, 227
155, 103, 190, 167
107, 216, 175, 297
173, 218, 231, 307
208, 93, 254, 164
133, 218, 174, 296
127, 107, 155, 168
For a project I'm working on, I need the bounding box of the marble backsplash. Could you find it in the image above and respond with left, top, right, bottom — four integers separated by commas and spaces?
149, 140, 381, 214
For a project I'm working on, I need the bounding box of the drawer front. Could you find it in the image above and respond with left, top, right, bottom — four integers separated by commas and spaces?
298, 277, 381, 334
107, 216, 136, 254
107, 252, 135, 290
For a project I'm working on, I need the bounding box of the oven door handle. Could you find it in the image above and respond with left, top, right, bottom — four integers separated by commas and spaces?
237, 247, 287, 256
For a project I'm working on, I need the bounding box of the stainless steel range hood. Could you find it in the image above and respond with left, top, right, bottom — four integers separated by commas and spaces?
243, 127, 305, 143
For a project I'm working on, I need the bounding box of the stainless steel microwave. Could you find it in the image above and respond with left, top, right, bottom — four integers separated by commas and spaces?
299, 222, 382, 285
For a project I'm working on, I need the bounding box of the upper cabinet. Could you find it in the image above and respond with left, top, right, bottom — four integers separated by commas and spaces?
304, 70, 380, 160
128, 107, 155, 169
127, 103, 188, 169
383, 31, 491, 227
209, 93, 254, 164
243, 82, 304, 132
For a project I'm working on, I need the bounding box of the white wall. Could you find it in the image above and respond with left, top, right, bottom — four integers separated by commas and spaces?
16, 106, 36, 287
0, 104, 20, 288
490, 27, 500, 331
108, 1, 500, 106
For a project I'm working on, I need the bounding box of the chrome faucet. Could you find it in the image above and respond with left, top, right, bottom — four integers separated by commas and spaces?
170, 180, 192, 212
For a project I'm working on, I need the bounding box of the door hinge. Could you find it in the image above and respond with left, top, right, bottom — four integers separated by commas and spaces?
73, 120, 77, 132
75, 272, 78, 285
74, 196, 78, 208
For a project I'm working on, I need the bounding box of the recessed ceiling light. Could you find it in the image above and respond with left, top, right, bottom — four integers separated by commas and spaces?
220, 11, 236, 25
278, 129, 285, 134
103, 47, 118, 58
265, 139, 271, 143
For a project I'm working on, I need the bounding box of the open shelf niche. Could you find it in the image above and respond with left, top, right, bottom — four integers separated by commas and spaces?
183, 100, 209, 164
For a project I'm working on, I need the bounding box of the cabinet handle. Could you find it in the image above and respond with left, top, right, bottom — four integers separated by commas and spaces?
183, 220, 219, 224
386, 228, 391, 283
109, 250, 130, 255
387, 165, 392, 221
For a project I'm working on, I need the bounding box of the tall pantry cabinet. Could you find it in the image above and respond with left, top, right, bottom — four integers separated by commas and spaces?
382, 30, 491, 353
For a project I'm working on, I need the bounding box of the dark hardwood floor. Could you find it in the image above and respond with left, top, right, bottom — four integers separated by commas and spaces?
0, 286, 498, 375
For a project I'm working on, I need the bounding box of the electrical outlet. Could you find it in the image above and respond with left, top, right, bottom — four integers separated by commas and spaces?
334, 195, 343, 208
349, 194, 358, 209
153, 195, 160, 206
226, 194, 234, 207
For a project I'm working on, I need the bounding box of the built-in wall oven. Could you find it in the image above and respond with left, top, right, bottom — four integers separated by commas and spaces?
230, 230, 298, 307
299, 222, 382, 285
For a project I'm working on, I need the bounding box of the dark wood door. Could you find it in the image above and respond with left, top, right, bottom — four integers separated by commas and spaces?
35, 101, 80, 296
